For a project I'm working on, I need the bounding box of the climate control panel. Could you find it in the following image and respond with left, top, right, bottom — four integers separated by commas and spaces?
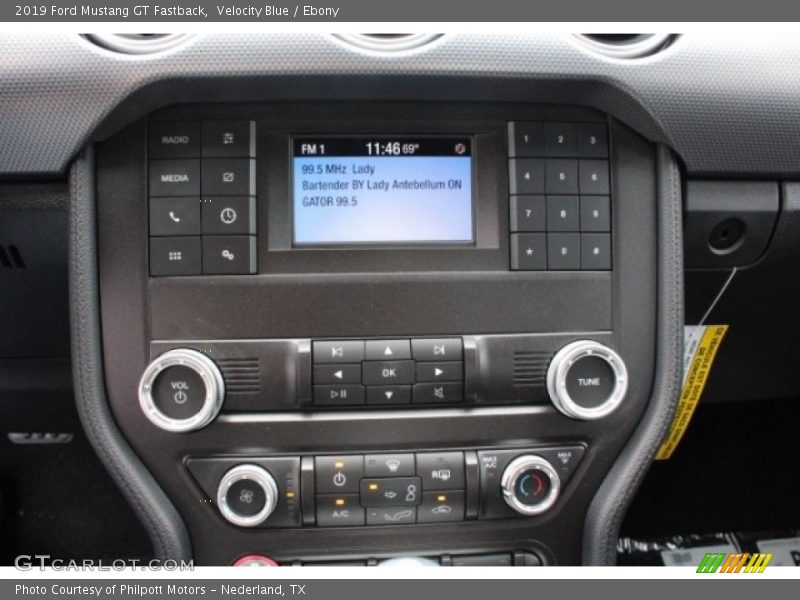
186, 446, 585, 529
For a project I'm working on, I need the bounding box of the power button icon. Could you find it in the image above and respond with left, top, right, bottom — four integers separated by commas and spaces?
332, 472, 347, 487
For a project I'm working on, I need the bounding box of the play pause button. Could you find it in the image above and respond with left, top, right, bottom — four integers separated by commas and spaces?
366, 386, 412, 405
314, 385, 365, 406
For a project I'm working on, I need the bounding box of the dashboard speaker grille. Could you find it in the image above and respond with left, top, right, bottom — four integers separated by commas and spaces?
217, 358, 260, 394
512, 351, 552, 386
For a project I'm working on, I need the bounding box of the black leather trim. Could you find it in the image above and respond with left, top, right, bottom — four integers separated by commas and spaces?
582, 145, 684, 564
69, 147, 192, 561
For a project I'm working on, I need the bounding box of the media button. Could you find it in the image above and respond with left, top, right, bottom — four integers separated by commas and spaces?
201, 196, 256, 235
149, 159, 200, 197
362, 360, 415, 386
315, 455, 363, 494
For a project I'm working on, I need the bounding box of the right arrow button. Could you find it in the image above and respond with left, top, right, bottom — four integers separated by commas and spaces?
416, 361, 464, 383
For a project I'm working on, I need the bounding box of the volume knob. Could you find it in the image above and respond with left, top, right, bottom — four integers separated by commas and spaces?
138, 348, 225, 432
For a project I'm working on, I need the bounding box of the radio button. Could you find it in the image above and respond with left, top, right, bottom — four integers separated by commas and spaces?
149, 197, 201, 237
545, 159, 579, 195
577, 123, 609, 158
418, 490, 465, 523
365, 339, 411, 360
411, 338, 463, 362
360, 477, 422, 507
508, 122, 545, 157
313, 341, 365, 364
413, 382, 464, 404
149, 121, 200, 159
508, 159, 545, 195
201, 196, 256, 235
316, 494, 365, 527
149, 159, 200, 197
416, 361, 463, 383
546, 195, 580, 232
315, 455, 363, 494
362, 360, 415, 386
416, 452, 465, 490
364, 454, 416, 478
314, 364, 361, 385
366, 386, 411, 405
313, 385, 365, 407
544, 122, 577, 157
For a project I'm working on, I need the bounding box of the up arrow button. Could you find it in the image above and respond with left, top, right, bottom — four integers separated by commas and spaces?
365, 340, 411, 360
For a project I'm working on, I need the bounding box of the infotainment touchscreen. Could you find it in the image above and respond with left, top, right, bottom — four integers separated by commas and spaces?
292, 136, 474, 245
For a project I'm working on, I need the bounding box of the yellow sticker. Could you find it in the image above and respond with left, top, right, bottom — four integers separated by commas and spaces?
655, 324, 729, 460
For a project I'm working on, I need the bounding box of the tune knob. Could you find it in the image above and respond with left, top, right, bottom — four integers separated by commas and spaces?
217, 464, 279, 527
546, 340, 628, 420
500, 455, 560, 516
138, 348, 225, 432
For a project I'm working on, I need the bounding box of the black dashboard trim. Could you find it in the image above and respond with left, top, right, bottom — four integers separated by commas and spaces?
582, 145, 684, 564
69, 147, 192, 561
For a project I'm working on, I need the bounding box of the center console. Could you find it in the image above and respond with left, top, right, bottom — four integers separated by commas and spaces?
92, 101, 664, 565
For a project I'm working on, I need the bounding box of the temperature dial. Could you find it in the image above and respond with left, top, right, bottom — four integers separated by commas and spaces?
500, 455, 560, 516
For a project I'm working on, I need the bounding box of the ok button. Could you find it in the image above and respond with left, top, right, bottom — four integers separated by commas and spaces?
362, 360, 415, 386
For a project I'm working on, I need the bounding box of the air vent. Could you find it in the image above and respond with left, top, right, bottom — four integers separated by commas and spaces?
512, 351, 552, 386
84, 33, 191, 55
217, 358, 260, 394
0, 245, 25, 269
334, 33, 442, 52
575, 34, 675, 59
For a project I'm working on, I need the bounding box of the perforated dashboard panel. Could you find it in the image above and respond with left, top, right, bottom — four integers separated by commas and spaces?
3, 32, 800, 177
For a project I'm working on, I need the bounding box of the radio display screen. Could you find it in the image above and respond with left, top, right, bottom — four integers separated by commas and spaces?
292, 136, 474, 245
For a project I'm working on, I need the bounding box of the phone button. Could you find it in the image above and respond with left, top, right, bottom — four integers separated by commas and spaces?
149, 197, 201, 236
